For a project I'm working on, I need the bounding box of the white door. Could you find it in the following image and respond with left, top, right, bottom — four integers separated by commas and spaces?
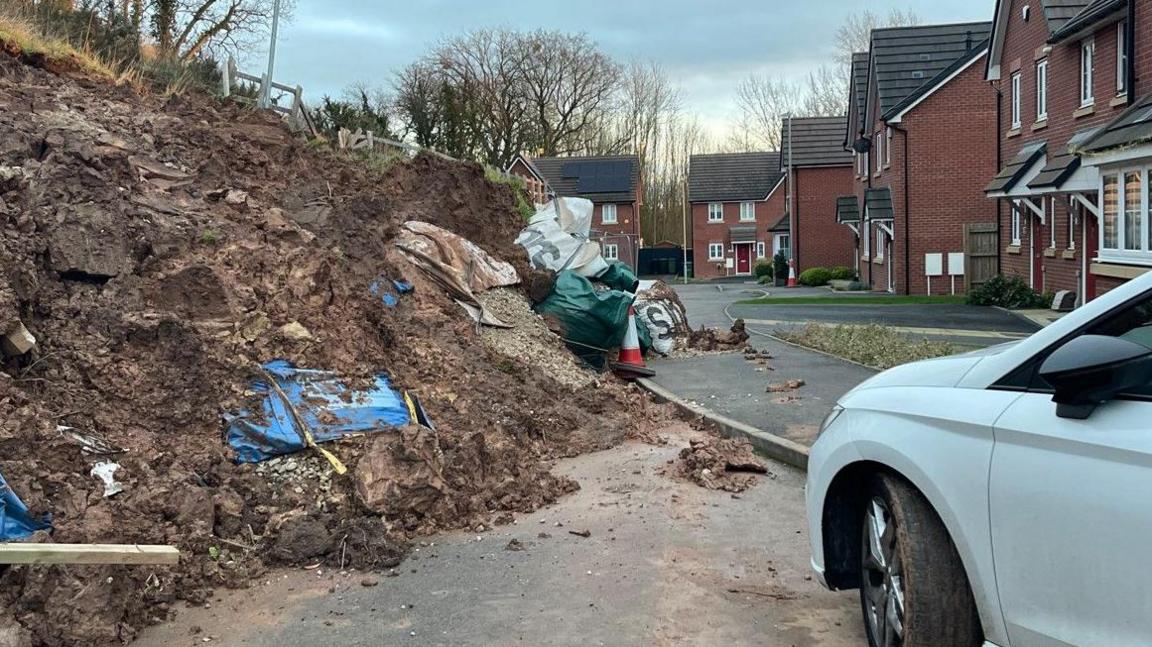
989, 294, 1152, 646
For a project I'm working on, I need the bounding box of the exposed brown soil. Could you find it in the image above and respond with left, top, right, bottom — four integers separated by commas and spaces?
669, 436, 772, 493
0, 52, 672, 646
687, 319, 749, 352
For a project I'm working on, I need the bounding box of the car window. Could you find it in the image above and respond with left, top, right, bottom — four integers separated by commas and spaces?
1003, 290, 1152, 396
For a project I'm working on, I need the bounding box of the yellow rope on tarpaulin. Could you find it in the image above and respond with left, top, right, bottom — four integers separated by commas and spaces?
403, 391, 419, 423
257, 367, 348, 475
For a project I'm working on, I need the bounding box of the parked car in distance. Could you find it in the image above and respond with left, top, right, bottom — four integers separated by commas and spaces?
807, 271, 1152, 647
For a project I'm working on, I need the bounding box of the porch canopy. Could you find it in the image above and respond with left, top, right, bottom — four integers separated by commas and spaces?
864, 187, 894, 222
728, 224, 758, 243
836, 196, 860, 223
986, 141, 1046, 198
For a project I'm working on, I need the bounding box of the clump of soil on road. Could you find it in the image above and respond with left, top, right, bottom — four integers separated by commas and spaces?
669, 436, 771, 492
0, 50, 644, 646
686, 319, 749, 352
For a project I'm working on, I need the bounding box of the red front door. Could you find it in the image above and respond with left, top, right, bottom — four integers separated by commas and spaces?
736, 244, 752, 274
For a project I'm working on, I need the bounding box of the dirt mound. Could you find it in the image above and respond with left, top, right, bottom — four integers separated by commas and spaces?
686, 319, 750, 352
670, 436, 771, 492
0, 53, 641, 646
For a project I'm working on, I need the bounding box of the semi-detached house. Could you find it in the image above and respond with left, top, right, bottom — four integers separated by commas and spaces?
780, 116, 856, 275
840, 21, 997, 294
688, 152, 785, 279
985, 0, 1150, 302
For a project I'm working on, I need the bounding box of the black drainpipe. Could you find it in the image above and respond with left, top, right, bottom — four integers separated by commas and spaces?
890, 122, 911, 295
866, 137, 874, 289
794, 171, 800, 272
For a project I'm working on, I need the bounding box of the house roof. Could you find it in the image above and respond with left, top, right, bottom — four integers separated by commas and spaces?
882, 43, 989, 122
528, 155, 640, 203
688, 152, 783, 202
1049, 0, 1126, 42
836, 196, 861, 223
868, 22, 993, 120
864, 188, 894, 221
1042, 0, 1095, 32
986, 141, 1047, 194
847, 52, 871, 142
781, 116, 852, 168
769, 214, 790, 232
1077, 91, 1152, 154
1028, 153, 1081, 190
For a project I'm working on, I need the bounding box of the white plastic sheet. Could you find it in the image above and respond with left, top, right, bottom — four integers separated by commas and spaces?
516, 198, 608, 278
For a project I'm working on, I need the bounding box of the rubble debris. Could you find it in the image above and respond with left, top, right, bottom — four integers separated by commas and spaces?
686, 319, 749, 352
277, 321, 313, 341
0, 49, 647, 647
767, 379, 805, 393
669, 436, 770, 493
1, 321, 35, 357
568, 530, 592, 538
504, 539, 524, 551
89, 462, 124, 497
477, 288, 595, 389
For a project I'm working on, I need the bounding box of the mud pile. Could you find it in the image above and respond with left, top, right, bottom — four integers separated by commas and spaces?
671, 436, 770, 492
686, 319, 750, 352
0, 51, 661, 646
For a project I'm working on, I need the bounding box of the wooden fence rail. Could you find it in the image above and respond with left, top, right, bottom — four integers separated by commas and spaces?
221, 57, 316, 136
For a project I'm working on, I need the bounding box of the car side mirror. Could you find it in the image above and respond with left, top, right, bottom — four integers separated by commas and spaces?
1039, 335, 1152, 419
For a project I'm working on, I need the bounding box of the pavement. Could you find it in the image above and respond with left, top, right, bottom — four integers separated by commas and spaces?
135, 424, 863, 647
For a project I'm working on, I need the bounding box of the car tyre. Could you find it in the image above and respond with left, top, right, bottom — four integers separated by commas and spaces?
859, 474, 981, 647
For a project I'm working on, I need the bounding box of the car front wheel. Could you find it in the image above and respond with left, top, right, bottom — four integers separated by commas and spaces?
860, 474, 981, 647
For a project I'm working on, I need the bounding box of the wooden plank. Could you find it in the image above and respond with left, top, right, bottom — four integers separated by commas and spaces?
0, 543, 180, 565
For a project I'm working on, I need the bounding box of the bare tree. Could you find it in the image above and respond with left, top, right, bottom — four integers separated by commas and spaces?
150, 0, 294, 63
800, 64, 847, 117
516, 30, 621, 156
833, 8, 919, 67
733, 74, 799, 150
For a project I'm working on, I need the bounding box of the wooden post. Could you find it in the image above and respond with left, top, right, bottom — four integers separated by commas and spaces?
222, 57, 232, 97
0, 543, 180, 565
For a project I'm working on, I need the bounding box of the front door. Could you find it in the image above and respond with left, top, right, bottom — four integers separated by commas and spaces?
990, 290, 1152, 645
735, 244, 752, 274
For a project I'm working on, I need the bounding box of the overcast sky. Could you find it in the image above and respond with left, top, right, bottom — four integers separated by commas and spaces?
257, 0, 995, 138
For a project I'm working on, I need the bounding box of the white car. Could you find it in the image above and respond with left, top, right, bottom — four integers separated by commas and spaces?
807, 272, 1152, 647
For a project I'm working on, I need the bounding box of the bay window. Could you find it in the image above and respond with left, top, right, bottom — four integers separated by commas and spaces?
1099, 168, 1152, 262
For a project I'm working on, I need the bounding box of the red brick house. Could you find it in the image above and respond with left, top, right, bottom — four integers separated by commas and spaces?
506, 154, 643, 269
985, 0, 1149, 302
687, 152, 785, 279
841, 21, 997, 294
780, 116, 856, 275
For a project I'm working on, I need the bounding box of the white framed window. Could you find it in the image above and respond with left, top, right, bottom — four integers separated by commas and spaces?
884, 127, 892, 168
875, 227, 885, 260
864, 150, 870, 176
855, 152, 862, 177
863, 221, 871, 257
601, 203, 617, 225
707, 203, 723, 222
1097, 169, 1152, 261
1011, 207, 1022, 246
602, 243, 618, 260
1036, 59, 1048, 121
739, 202, 755, 222
756, 241, 766, 258
774, 233, 790, 258
1117, 21, 1128, 96
1011, 72, 1022, 128
1081, 38, 1095, 107
1049, 197, 1057, 248
708, 242, 724, 261
875, 131, 883, 174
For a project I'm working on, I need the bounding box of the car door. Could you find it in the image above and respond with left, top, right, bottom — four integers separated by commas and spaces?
990, 295, 1152, 646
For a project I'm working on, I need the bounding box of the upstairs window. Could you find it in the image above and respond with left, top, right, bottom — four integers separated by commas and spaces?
602, 243, 618, 261
884, 127, 892, 168
1117, 21, 1128, 96
1081, 38, 1095, 107
708, 203, 723, 222
875, 131, 883, 174
1011, 72, 1022, 129
1036, 59, 1048, 121
739, 202, 756, 222
601, 203, 618, 224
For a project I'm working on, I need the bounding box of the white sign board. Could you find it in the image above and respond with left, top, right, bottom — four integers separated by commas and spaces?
924, 253, 943, 276
725, 257, 735, 269
948, 252, 965, 276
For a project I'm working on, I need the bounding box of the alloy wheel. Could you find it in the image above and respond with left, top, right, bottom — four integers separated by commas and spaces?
862, 496, 905, 647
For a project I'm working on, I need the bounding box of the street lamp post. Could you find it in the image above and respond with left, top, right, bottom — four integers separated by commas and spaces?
258, 0, 282, 109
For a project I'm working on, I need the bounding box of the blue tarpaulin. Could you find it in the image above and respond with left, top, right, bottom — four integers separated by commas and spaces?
226, 360, 417, 464
369, 278, 414, 307
0, 471, 51, 541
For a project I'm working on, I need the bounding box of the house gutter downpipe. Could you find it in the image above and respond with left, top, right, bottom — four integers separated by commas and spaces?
786, 113, 797, 287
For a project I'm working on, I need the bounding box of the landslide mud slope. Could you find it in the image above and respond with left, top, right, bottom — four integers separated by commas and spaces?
0, 53, 658, 646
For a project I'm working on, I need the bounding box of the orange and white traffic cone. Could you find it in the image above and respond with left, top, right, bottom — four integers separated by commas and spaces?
612, 304, 655, 379
787, 259, 797, 287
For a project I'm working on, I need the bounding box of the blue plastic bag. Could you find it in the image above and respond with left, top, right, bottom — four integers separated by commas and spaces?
0, 471, 51, 541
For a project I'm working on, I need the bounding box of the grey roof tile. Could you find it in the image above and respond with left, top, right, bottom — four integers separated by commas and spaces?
781, 116, 852, 168
870, 21, 992, 117
1049, 0, 1126, 40
836, 196, 861, 223
1042, 0, 1093, 31
848, 52, 870, 141
986, 141, 1047, 193
864, 187, 894, 221
529, 155, 639, 203
688, 152, 783, 202
1078, 91, 1152, 154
